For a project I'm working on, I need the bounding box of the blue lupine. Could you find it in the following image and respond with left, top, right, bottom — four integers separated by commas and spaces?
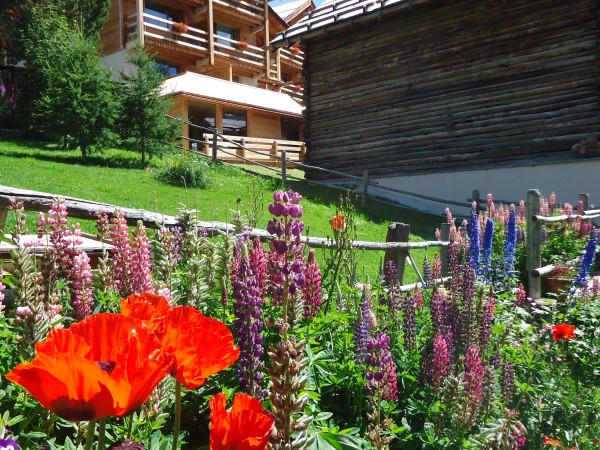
468, 204, 480, 271
573, 229, 599, 289
504, 209, 517, 275
480, 218, 494, 282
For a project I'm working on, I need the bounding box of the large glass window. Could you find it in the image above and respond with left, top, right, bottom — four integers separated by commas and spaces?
222, 107, 247, 136
281, 116, 301, 141
215, 24, 239, 47
155, 60, 179, 77
189, 103, 217, 142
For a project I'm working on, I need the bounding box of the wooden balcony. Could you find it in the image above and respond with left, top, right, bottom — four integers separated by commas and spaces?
126, 12, 305, 97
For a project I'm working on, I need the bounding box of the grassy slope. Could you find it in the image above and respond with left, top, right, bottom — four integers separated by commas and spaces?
0, 135, 444, 282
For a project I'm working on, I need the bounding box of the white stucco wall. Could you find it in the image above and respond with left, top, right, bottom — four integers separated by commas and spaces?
367, 159, 600, 217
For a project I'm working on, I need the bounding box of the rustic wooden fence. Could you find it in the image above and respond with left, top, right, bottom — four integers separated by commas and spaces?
3, 185, 596, 297
0, 186, 450, 292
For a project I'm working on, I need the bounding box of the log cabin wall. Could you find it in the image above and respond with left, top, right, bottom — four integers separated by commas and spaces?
302, 0, 600, 180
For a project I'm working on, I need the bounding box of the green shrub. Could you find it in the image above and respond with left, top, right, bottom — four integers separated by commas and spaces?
155, 151, 211, 188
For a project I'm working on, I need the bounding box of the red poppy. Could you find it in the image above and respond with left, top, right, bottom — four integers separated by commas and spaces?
121, 293, 239, 389
209, 392, 274, 450
542, 435, 560, 446
551, 323, 576, 341
6, 314, 172, 421
331, 214, 345, 230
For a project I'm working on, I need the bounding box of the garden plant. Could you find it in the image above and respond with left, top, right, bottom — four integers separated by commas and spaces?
0, 190, 598, 450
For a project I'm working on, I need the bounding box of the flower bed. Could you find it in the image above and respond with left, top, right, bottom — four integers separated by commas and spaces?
0, 191, 599, 449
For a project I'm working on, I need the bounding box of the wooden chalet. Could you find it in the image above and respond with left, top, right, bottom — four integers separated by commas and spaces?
100, 0, 313, 155
271, 0, 600, 213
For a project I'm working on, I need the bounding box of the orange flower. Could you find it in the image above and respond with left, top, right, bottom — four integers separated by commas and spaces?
121, 293, 239, 389
209, 392, 274, 450
552, 323, 576, 341
6, 314, 172, 421
330, 214, 345, 230
542, 435, 561, 446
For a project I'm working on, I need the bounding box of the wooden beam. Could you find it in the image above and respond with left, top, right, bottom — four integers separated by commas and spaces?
135, 0, 144, 46
252, 24, 264, 34
196, 57, 210, 67
263, 0, 270, 80
194, 5, 208, 19
208, 0, 215, 66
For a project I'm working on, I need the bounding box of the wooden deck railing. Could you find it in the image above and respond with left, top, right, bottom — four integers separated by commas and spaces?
198, 133, 306, 167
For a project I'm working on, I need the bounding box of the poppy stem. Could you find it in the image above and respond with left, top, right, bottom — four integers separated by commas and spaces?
84, 420, 96, 450
97, 418, 107, 450
172, 380, 182, 450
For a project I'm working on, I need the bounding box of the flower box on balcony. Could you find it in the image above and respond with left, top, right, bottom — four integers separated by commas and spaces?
290, 46, 301, 55
237, 41, 250, 49
173, 22, 188, 33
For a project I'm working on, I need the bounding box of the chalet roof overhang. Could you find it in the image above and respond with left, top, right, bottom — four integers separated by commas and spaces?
270, 0, 438, 48
161, 72, 303, 117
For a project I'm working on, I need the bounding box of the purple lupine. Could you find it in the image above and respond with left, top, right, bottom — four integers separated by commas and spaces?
302, 250, 322, 319
69, 251, 93, 320
479, 218, 494, 282
431, 333, 449, 393
448, 242, 461, 297
365, 332, 398, 401
460, 265, 476, 350
402, 293, 417, 350
129, 221, 153, 295
383, 260, 397, 287
573, 228, 599, 290
0, 271, 6, 313
468, 202, 481, 271
430, 289, 447, 336
504, 207, 517, 276
479, 292, 495, 350
232, 239, 266, 398
464, 344, 485, 420
501, 360, 515, 405
354, 289, 373, 364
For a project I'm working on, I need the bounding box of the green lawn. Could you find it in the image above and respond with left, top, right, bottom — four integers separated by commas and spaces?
0, 134, 444, 283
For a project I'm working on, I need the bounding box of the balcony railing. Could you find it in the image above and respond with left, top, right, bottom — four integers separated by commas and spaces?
127, 14, 266, 70
213, 0, 264, 21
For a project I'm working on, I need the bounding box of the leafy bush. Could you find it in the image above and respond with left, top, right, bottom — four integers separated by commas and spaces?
155, 152, 211, 188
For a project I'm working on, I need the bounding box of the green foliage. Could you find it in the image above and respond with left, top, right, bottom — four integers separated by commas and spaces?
118, 48, 181, 165
155, 152, 211, 188
24, 8, 118, 157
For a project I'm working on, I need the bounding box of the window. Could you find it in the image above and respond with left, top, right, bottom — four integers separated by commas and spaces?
144, 3, 175, 30
189, 103, 217, 142
155, 60, 179, 77
215, 24, 239, 47
222, 107, 247, 136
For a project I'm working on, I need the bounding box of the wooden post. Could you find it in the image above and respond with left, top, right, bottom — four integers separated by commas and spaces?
579, 193, 589, 212
440, 223, 451, 277
263, 0, 270, 79
526, 189, 542, 299
299, 143, 306, 162
135, 0, 144, 46
211, 129, 218, 163
270, 140, 278, 163
361, 170, 369, 209
207, 0, 214, 66
203, 134, 210, 155
238, 138, 246, 158
0, 206, 8, 231
384, 223, 410, 285
281, 150, 287, 187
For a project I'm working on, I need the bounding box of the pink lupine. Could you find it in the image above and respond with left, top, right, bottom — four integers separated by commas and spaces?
564, 203, 573, 217
464, 344, 485, 421
129, 221, 153, 294
432, 333, 449, 393
109, 210, 132, 296
69, 251, 93, 320
249, 237, 267, 298
302, 250, 322, 319
432, 254, 442, 279
549, 192, 556, 212
479, 293, 495, 349
593, 276, 600, 298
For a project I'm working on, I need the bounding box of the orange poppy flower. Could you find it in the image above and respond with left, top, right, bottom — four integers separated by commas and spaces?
331, 214, 345, 230
542, 435, 560, 445
6, 314, 172, 421
551, 323, 576, 341
209, 392, 274, 450
121, 293, 239, 389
